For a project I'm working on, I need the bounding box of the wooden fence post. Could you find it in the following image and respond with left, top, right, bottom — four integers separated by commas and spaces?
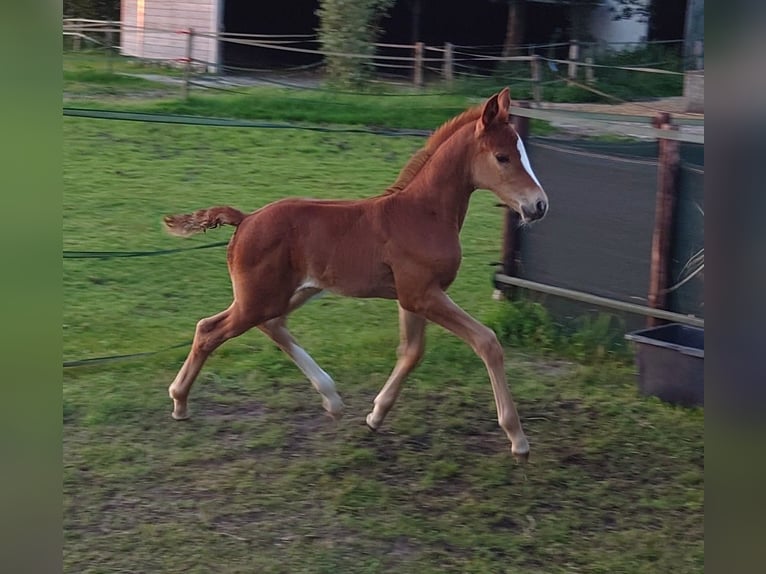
106, 28, 114, 73
494, 102, 531, 300
567, 40, 579, 85
646, 113, 680, 327
442, 42, 453, 86
585, 55, 595, 84
413, 41, 424, 87
531, 54, 541, 105
182, 28, 194, 99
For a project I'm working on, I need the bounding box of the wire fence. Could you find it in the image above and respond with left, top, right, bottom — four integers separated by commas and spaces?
63, 18, 702, 103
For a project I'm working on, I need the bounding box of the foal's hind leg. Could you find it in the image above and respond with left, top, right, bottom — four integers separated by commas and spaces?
365, 304, 426, 430
257, 289, 344, 418
258, 319, 344, 418
168, 303, 253, 420
400, 288, 529, 459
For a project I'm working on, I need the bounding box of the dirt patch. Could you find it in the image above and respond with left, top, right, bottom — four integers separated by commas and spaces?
203, 399, 268, 421
535, 97, 704, 140
543, 97, 703, 120
505, 353, 578, 379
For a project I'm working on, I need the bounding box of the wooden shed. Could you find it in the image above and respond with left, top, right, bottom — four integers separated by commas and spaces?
120, 0, 222, 70
119, 1, 323, 71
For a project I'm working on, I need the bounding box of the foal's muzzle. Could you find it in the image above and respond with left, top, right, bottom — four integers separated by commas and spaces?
521, 199, 548, 221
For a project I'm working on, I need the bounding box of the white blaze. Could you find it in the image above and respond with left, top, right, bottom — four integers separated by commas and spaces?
516, 137, 543, 189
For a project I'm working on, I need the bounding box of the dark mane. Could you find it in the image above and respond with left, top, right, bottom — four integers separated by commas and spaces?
385, 105, 483, 194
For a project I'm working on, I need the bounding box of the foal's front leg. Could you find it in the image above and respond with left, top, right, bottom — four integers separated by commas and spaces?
366, 303, 426, 430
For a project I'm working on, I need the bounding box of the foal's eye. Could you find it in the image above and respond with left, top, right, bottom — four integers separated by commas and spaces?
495, 154, 510, 164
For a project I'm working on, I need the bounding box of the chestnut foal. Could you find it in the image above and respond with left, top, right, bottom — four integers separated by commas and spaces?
163, 88, 547, 458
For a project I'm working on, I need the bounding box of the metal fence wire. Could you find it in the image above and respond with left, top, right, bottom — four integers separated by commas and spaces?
500, 136, 703, 329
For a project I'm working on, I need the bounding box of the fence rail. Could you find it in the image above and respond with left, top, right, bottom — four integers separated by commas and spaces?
494, 274, 704, 328
63, 19, 701, 99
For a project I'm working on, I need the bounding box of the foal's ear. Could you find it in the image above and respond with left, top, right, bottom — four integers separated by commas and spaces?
476, 92, 500, 134
498, 87, 511, 114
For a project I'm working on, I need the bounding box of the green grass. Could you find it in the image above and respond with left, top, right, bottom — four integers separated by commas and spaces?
63, 52, 559, 134
64, 44, 683, 111
64, 82, 557, 134
64, 50, 183, 98
64, 68, 178, 97
64, 49, 186, 77
64, 111, 703, 572
140, 91, 475, 131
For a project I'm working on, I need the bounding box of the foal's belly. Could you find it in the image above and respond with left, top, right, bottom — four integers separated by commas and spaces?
286, 202, 399, 299
312, 261, 398, 300
330, 282, 398, 300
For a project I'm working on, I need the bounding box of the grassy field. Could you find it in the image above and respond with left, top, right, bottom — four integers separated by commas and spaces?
63, 104, 703, 572
63, 51, 491, 130
64, 46, 683, 108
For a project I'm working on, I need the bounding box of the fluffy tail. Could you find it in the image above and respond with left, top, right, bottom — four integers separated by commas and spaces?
162, 206, 246, 238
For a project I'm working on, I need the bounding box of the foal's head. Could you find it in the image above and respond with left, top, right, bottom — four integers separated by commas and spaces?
472, 88, 549, 223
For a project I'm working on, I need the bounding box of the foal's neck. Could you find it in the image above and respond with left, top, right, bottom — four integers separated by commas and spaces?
399, 125, 476, 230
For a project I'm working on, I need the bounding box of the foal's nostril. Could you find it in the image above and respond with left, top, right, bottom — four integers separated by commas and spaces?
535, 200, 547, 217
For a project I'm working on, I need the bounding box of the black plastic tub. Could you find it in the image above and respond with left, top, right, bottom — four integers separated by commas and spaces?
624, 323, 704, 407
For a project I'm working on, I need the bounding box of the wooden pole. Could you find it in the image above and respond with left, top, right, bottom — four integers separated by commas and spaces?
182, 29, 194, 100
442, 42, 453, 86
413, 41, 424, 87
567, 40, 579, 85
646, 113, 680, 327
531, 54, 541, 105
494, 102, 531, 300
585, 56, 595, 84
106, 29, 114, 73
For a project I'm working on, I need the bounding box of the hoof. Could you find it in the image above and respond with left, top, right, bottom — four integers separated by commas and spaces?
512, 450, 530, 463
511, 438, 530, 462
325, 409, 344, 423
171, 409, 190, 421
364, 413, 379, 432
322, 395, 344, 421
171, 397, 189, 421
169, 386, 189, 420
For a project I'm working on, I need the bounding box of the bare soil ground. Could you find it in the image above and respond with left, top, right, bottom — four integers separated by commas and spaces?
544, 96, 703, 119
540, 97, 704, 140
